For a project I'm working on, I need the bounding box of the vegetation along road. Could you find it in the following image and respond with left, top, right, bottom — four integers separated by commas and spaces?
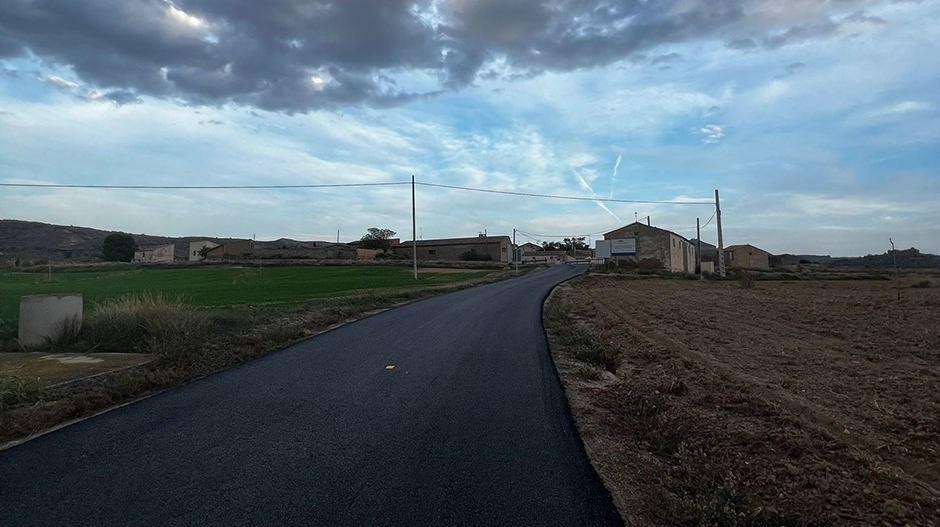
0, 265, 621, 526
0, 265, 493, 316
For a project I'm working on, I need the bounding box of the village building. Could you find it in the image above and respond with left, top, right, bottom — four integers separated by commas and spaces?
204, 239, 254, 260
599, 222, 696, 274
189, 240, 220, 261
521, 250, 566, 264
133, 244, 175, 264
724, 244, 771, 270
391, 235, 513, 262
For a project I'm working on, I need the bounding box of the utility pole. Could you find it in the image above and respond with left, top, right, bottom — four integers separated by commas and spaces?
412, 175, 418, 280
336, 229, 340, 243
635, 212, 638, 223
890, 238, 898, 277
715, 189, 726, 278
696, 217, 702, 275
647, 216, 651, 226
513, 228, 518, 273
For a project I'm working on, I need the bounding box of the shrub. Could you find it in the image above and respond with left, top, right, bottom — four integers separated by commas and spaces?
911, 280, 932, 289
81, 293, 209, 362
0, 372, 43, 411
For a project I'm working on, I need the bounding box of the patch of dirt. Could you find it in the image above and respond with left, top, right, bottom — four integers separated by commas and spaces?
546, 276, 940, 526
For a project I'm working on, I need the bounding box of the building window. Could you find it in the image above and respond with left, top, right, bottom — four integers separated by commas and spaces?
428, 250, 436, 255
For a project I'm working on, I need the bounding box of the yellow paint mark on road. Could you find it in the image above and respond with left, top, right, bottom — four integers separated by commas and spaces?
385, 365, 395, 370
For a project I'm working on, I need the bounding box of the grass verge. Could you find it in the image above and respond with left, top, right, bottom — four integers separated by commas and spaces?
0, 269, 526, 445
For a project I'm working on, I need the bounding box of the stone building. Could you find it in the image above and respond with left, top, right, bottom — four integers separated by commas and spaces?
601, 222, 696, 274
391, 235, 512, 262
724, 244, 771, 270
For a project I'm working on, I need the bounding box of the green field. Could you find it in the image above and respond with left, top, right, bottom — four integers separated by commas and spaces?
0, 266, 493, 318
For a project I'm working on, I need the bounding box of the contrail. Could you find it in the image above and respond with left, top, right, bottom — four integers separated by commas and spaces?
609, 155, 621, 199
571, 168, 622, 223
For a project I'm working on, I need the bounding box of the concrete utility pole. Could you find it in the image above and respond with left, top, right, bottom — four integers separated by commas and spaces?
647, 216, 651, 226
513, 228, 518, 273
412, 175, 417, 280
336, 229, 340, 243
890, 238, 898, 277
696, 217, 702, 275
715, 189, 726, 278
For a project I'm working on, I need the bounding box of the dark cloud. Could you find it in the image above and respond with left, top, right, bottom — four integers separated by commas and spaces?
651, 52, 683, 66
0, 0, 891, 112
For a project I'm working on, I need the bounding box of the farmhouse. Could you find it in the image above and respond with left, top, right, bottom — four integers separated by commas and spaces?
724, 244, 771, 270
133, 244, 174, 263
189, 240, 219, 261
391, 235, 513, 262
204, 240, 254, 260
518, 242, 542, 253
599, 222, 696, 274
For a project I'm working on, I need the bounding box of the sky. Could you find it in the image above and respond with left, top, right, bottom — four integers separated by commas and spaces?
0, 0, 938, 256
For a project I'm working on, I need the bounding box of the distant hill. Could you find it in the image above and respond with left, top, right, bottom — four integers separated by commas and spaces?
1, 219, 270, 266
830, 248, 940, 269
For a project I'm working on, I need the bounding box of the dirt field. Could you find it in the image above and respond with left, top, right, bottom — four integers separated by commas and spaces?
546, 275, 940, 526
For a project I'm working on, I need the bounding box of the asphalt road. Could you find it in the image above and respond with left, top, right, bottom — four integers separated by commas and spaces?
1, 265, 621, 526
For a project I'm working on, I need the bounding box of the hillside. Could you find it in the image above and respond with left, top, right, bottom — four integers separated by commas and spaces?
0, 220, 245, 265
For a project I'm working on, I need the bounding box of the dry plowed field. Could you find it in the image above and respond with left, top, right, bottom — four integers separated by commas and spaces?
547, 275, 940, 526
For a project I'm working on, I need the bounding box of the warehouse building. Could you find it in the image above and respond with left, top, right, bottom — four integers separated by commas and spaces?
391, 235, 513, 262
724, 244, 771, 270
598, 222, 696, 274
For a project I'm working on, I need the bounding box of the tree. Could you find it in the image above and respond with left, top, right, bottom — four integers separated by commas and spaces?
542, 237, 588, 252
102, 233, 137, 262
360, 228, 397, 251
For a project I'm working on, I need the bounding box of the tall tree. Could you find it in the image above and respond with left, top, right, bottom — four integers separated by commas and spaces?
360, 228, 397, 251
102, 233, 137, 262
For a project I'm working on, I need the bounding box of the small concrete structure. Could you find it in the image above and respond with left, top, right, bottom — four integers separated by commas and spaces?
18, 294, 83, 348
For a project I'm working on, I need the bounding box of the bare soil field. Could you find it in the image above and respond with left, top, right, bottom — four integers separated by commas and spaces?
546, 275, 940, 526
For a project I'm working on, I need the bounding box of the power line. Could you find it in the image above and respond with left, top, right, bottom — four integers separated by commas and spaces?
414, 181, 714, 205
0, 181, 410, 189
516, 228, 611, 239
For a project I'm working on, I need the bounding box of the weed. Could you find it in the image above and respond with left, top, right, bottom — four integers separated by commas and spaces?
911, 280, 932, 289
0, 372, 43, 411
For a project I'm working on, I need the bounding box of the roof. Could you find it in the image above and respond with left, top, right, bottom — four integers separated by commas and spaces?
136, 243, 174, 251
724, 244, 769, 253
397, 236, 511, 247
523, 250, 566, 256
604, 222, 692, 244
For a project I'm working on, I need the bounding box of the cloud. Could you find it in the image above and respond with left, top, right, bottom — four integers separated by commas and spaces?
44, 75, 79, 90
0, 0, 900, 113
871, 101, 933, 116
698, 124, 724, 144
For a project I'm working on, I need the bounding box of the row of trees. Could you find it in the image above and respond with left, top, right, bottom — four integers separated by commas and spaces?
541, 237, 588, 252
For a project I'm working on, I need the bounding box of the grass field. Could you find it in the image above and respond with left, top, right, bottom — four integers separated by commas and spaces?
0, 266, 493, 318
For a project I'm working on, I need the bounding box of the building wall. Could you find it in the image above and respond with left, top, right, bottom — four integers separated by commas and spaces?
605, 225, 672, 269
205, 240, 254, 260
133, 244, 174, 263
604, 224, 696, 274
189, 241, 219, 261
392, 238, 510, 262
725, 246, 770, 269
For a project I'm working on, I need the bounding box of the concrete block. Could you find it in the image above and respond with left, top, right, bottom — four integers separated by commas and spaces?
18, 294, 83, 348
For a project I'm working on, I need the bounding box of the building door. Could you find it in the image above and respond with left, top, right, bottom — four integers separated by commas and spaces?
682, 245, 689, 273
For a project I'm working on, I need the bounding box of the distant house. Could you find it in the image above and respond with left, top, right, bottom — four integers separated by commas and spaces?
189, 240, 220, 261
133, 244, 175, 264
518, 242, 542, 253
600, 222, 696, 274
391, 235, 513, 262
204, 240, 254, 260
724, 244, 771, 270
522, 250, 566, 264
690, 238, 718, 263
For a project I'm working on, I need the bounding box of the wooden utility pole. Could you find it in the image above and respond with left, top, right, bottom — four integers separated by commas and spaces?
715, 189, 726, 278
696, 217, 702, 275
412, 175, 417, 280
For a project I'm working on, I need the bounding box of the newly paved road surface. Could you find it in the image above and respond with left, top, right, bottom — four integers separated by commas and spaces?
1, 265, 621, 526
